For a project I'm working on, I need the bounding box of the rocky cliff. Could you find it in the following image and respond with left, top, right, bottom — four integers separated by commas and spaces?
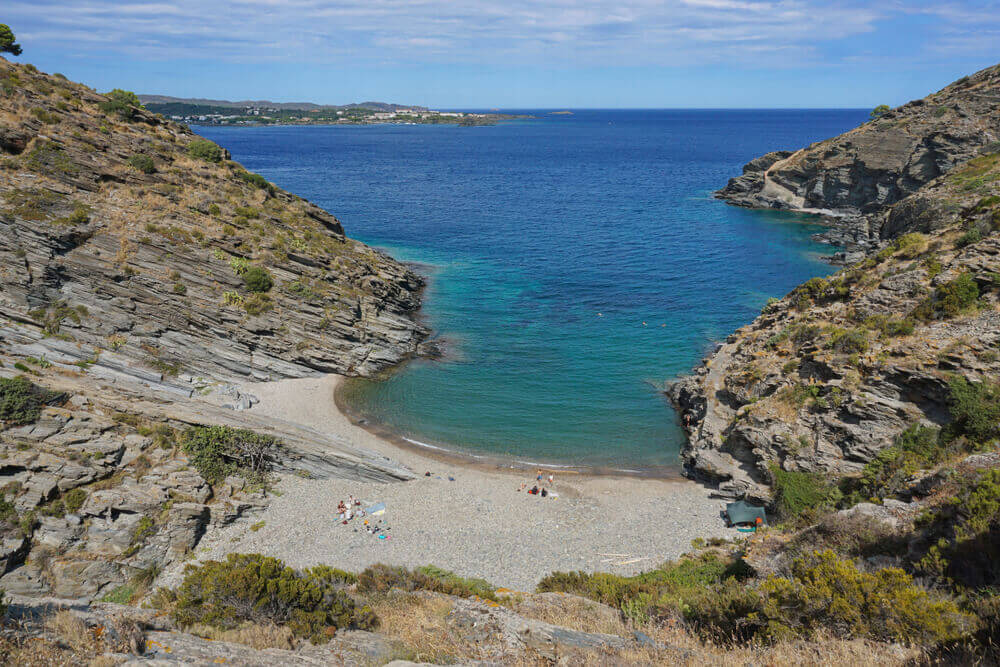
671, 144, 1000, 500
717, 63, 1000, 221
0, 57, 429, 386
0, 57, 434, 611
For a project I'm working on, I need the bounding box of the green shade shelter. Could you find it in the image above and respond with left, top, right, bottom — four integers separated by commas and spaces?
725, 500, 767, 527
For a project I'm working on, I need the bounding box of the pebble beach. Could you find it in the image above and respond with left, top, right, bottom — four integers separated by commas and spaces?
188, 375, 737, 591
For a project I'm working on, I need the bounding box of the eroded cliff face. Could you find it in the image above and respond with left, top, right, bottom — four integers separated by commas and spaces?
0, 58, 429, 606
670, 151, 1000, 501
0, 57, 429, 386
717, 63, 1000, 218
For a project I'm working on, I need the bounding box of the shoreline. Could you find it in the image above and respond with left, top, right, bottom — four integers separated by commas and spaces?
183, 374, 735, 590
334, 377, 687, 481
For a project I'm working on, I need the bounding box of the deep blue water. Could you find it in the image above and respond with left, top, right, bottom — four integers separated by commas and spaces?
197, 109, 868, 469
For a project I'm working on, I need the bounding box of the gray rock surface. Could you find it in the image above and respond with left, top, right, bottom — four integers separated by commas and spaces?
717, 63, 1000, 217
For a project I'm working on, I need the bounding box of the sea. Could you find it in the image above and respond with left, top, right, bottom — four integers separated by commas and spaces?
196, 109, 869, 470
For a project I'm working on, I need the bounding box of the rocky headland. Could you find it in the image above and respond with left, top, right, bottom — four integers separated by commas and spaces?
670, 62, 1000, 501
717, 63, 1000, 258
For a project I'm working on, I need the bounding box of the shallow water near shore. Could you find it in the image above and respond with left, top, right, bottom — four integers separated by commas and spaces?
197, 109, 868, 468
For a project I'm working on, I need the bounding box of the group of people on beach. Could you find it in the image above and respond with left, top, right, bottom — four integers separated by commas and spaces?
337, 495, 362, 524
518, 470, 556, 498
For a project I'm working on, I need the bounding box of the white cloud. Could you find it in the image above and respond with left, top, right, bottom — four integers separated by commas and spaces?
3, 0, 995, 66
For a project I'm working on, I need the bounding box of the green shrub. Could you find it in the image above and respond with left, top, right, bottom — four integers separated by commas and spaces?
243, 267, 273, 293
947, 376, 1000, 443
870, 104, 890, 119
770, 466, 838, 522
760, 550, 971, 643
228, 256, 250, 276
63, 488, 87, 513
846, 425, 943, 502
0, 375, 62, 425
895, 232, 928, 258
126, 154, 155, 174
100, 584, 135, 604
170, 553, 376, 644
356, 563, 497, 601
538, 553, 755, 640
30, 107, 58, 124
933, 273, 980, 318
958, 228, 982, 247
187, 139, 224, 163
916, 470, 1000, 590
827, 327, 868, 354
65, 203, 90, 225
235, 169, 274, 193
99, 89, 142, 120
181, 425, 279, 485
208, 203, 221, 216
243, 293, 273, 316
285, 280, 318, 300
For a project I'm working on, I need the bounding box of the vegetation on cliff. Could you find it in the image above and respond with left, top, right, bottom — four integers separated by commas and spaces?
0, 55, 428, 385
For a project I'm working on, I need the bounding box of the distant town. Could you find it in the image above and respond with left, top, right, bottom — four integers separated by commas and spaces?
138, 95, 527, 127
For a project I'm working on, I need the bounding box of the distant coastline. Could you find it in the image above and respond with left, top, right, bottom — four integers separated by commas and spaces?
140, 94, 531, 127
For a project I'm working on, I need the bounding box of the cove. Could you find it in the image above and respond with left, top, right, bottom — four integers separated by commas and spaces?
197, 109, 868, 468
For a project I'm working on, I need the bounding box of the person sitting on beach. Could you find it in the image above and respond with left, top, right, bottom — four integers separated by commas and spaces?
529, 485, 539, 495
541, 487, 548, 497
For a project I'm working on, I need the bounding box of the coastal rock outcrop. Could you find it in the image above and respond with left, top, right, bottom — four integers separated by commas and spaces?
717, 63, 1000, 222
0, 57, 428, 386
0, 56, 428, 614
671, 146, 1000, 500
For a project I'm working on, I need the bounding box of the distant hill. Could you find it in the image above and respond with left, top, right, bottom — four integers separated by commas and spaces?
138, 94, 429, 113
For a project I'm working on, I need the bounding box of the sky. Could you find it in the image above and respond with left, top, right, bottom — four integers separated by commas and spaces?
2, 1, 998, 108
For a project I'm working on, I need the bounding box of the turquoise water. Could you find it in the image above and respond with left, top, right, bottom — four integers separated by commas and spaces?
197, 109, 867, 468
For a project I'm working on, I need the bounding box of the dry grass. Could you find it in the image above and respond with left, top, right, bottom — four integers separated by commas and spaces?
511, 592, 626, 636
367, 592, 500, 663
46, 609, 97, 653
0, 634, 78, 666
189, 622, 296, 650
535, 624, 923, 667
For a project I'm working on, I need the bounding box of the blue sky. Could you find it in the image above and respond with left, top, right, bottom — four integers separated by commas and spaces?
3, 1, 998, 108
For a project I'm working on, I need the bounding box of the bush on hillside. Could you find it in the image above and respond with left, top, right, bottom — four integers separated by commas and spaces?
827, 327, 868, 354
946, 375, 1000, 443
0, 375, 62, 426
242, 266, 273, 293
770, 466, 839, 522
914, 272, 979, 320
917, 469, 1000, 588
168, 553, 376, 644
846, 424, 945, 502
537, 552, 754, 634
99, 89, 142, 120
187, 139, 224, 163
126, 154, 155, 174
356, 563, 496, 601
760, 550, 972, 644
181, 425, 279, 485
235, 168, 275, 194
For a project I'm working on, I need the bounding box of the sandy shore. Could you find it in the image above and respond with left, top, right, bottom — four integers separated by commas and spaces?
187, 375, 737, 591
